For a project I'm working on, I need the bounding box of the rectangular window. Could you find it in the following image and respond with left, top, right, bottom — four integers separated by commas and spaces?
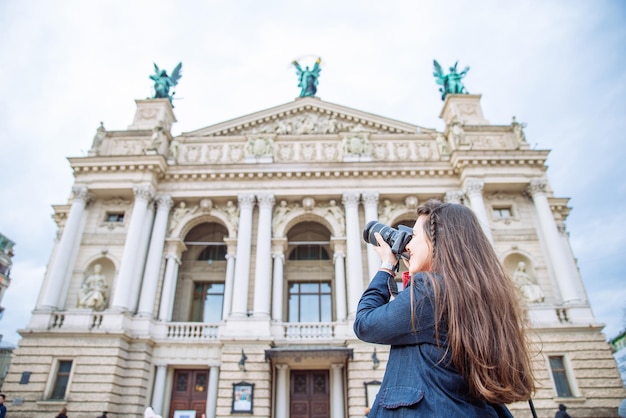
492, 207, 512, 218
191, 282, 224, 322
105, 212, 125, 222
288, 282, 332, 322
50, 360, 73, 399
548, 356, 574, 397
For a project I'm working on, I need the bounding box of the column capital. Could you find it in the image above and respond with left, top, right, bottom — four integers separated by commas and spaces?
257, 193, 275, 208
165, 238, 187, 259
330, 238, 347, 254
528, 178, 548, 196
238, 193, 256, 209
133, 184, 155, 201
341, 192, 361, 207
361, 192, 379, 206
444, 190, 464, 204
71, 185, 92, 203
464, 179, 484, 196
272, 253, 285, 263
155, 194, 174, 210
276, 364, 289, 371
330, 363, 344, 370
333, 251, 346, 262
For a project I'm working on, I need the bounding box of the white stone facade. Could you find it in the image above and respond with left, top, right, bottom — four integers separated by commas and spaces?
3, 96, 625, 417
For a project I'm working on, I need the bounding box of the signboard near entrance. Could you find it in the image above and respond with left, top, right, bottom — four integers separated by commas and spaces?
232, 381, 254, 413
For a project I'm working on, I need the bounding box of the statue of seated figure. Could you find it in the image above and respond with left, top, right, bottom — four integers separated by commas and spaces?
512, 261, 545, 303
78, 264, 108, 311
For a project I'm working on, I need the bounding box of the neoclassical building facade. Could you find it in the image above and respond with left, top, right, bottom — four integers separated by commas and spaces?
4, 94, 625, 417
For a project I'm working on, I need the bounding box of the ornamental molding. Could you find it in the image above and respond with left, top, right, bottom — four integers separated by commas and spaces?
273, 199, 346, 238
160, 167, 456, 182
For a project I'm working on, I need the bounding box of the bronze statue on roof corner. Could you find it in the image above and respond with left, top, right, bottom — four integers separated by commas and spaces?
433, 60, 470, 100
292, 57, 322, 97
150, 62, 182, 106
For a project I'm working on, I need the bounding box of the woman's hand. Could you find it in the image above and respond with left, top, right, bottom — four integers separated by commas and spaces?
374, 232, 397, 266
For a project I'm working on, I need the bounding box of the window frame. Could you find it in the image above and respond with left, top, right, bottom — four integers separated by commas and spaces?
104, 212, 125, 223
45, 358, 75, 401
545, 353, 579, 399
287, 280, 333, 323
190, 281, 225, 323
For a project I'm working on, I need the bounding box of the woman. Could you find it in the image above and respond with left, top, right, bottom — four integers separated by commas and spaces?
354, 200, 535, 416
55, 407, 68, 418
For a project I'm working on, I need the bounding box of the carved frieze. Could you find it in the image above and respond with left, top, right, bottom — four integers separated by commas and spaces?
173, 136, 442, 165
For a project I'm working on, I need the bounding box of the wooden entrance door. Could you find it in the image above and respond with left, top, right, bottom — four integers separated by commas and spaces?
169, 369, 208, 418
290, 370, 330, 418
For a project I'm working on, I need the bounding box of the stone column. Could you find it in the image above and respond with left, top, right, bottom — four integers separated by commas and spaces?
111, 185, 154, 311
362, 192, 380, 280
221, 239, 237, 319
528, 179, 579, 303
342, 192, 364, 318
463, 179, 493, 243
230, 194, 256, 318
271, 239, 287, 321
137, 195, 174, 317
331, 363, 345, 418
205, 365, 220, 418
157, 239, 186, 321
275, 364, 289, 418
39, 186, 90, 310
253, 193, 275, 318
128, 201, 155, 313
332, 244, 347, 322
151, 364, 167, 416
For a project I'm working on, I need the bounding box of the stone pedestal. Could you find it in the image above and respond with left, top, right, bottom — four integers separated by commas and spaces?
128, 99, 177, 131
439, 94, 489, 125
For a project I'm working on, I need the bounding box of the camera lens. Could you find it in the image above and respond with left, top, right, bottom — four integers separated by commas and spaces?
363, 221, 413, 259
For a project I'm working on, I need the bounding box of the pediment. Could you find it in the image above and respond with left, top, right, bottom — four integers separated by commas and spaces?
183, 97, 429, 137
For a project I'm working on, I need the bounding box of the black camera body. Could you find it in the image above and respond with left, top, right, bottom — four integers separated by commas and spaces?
363, 221, 413, 260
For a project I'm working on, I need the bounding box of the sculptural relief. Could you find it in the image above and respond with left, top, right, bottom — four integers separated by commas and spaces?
184, 145, 202, 163
449, 120, 465, 145
207, 145, 223, 163
229, 144, 244, 162
435, 133, 450, 155
373, 143, 389, 160
245, 136, 274, 159
169, 201, 199, 233
301, 143, 316, 160
323, 143, 338, 160
219, 110, 406, 137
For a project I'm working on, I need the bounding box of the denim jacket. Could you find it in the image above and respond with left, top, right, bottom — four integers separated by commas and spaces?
354, 270, 513, 418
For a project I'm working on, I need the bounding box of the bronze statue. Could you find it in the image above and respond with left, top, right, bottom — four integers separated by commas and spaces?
433, 60, 470, 100
292, 58, 322, 97
149, 62, 182, 106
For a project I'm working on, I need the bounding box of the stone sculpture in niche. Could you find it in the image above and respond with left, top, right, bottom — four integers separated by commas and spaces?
78, 264, 108, 311
512, 261, 545, 303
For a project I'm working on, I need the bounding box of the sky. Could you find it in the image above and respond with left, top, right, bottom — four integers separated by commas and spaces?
0, 0, 625, 346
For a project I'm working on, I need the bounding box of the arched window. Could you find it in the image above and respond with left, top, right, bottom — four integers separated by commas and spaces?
285, 222, 334, 323
173, 222, 229, 322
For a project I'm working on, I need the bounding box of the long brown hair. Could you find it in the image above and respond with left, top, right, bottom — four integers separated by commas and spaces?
414, 199, 535, 404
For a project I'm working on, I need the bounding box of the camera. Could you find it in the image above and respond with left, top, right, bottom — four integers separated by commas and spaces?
362, 221, 413, 260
